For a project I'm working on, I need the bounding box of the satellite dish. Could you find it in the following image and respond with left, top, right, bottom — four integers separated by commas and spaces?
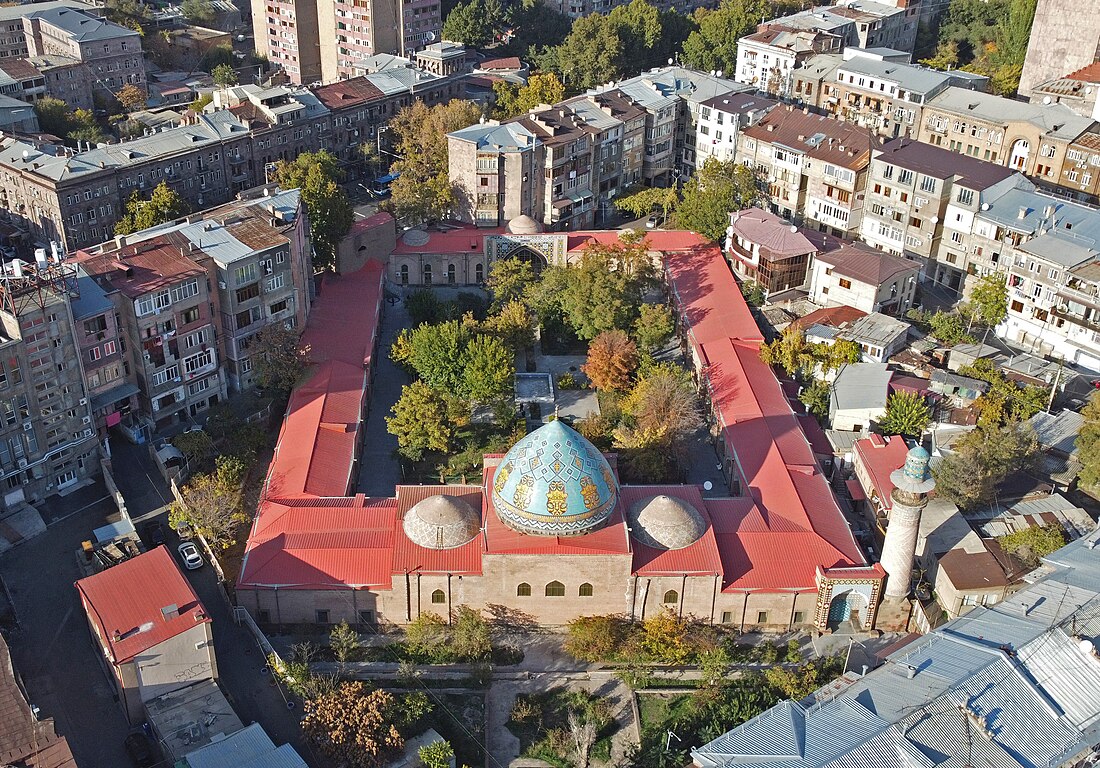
425, 31, 436, 42
668, 58, 674, 66
716, 70, 724, 78
703, 480, 713, 491
1042, 96, 1052, 105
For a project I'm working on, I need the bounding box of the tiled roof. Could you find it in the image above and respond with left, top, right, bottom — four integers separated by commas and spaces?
730, 207, 839, 258
1066, 61, 1100, 83
310, 77, 385, 109
0, 635, 75, 768
789, 305, 866, 330
478, 56, 522, 70
75, 546, 208, 663
814, 241, 917, 285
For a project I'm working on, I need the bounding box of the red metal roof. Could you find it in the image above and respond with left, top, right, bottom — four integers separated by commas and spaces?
391, 485, 484, 575
73, 239, 207, 299
302, 261, 384, 368
263, 360, 365, 499
347, 211, 394, 237
846, 478, 867, 501
665, 244, 764, 346
391, 228, 503, 256
239, 497, 397, 588
619, 485, 724, 575
75, 546, 208, 664
789, 305, 867, 331
852, 434, 909, 510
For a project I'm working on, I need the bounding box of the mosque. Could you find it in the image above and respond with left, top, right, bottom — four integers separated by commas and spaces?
236, 222, 892, 632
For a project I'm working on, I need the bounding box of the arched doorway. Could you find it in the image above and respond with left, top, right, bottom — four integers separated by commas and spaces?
827, 590, 870, 631
1008, 139, 1030, 171
508, 245, 549, 275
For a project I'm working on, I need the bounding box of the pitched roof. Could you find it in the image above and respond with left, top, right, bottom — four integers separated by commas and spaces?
730, 207, 840, 258
852, 434, 908, 508
619, 485, 724, 575
876, 137, 1016, 189
0, 635, 75, 768
310, 77, 385, 109
301, 260, 384, 368
75, 546, 209, 663
813, 241, 917, 285
743, 105, 877, 169
789, 304, 866, 331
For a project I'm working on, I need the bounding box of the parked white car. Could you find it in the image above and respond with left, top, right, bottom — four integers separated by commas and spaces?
177, 541, 203, 570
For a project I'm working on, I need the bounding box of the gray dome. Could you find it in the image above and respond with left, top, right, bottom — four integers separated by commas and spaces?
505, 215, 543, 235
403, 495, 480, 549
401, 228, 431, 247
628, 495, 706, 550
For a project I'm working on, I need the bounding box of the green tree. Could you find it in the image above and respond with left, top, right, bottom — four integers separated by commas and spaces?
442, 0, 492, 47
274, 150, 352, 272
967, 272, 1009, 329
329, 621, 361, 663
461, 334, 515, 402
452, 605, 492, 661
114, 182, 190, 235
681, 0, 768, 76
115, 83, 146, 111
487, 257, 535, 311
817, 339, 862, 373
639, 610, 691, 664
740, 279, 766, 308
405, 612, 449, 658
799, 379, 831, 421
614, 362, 702, 481
484, 299, 537, 351
759, 326, 814, 378
168, 456, 247, 548
302, 683, 403, 768
67, 108, 107, 145
1078, 391, 1100, 490
997, 523, 1066, 567
674, 159, 760, 242
387, 381, 460, 460
199, 44, 235, 73
389, 100, 482, 224
407, 320, 472, 393
920, 40, 960, 70
932, 422, 1038, 510
879, 391, 932, 437
172, 429, 214, 465
928, 310, 971, 346
492, 72, 567, 118
765, 662, 822, 700
251, 321, 305, 393
189, 92, 213, 112
633, 302, 675, 353
959, 358, 1049, 427
33, 97, 72, 137
212, 63, 238, 87
537, 13, 623, 92
181, 0, 216, 23
419, 740, 455, 768
613, 185, 679, 219
583, 330, 638, 392
564, 615, 632, 662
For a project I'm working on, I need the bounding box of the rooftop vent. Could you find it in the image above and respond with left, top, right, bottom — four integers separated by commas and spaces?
161, 604, 179, 621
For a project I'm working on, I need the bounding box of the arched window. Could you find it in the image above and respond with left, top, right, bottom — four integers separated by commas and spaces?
431, 589, 446, 604
474, 263, 484, 282
423, 263, 432, 285
399, 264, 409, 285
545, 580, 565, 597
663, 590, 679, 604
447, 263, 456, 284
579, 583, 593, 597
517, 582, 531, 596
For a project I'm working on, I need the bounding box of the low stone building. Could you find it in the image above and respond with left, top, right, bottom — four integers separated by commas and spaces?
808, 240, 918, 315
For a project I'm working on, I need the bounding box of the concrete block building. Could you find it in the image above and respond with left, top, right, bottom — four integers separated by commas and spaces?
76, 545, 217, 725
22, 6, 145, 96
1018, 0, 1100, 97
808, 239, 918, 314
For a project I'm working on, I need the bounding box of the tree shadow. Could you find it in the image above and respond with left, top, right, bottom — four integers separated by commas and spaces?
485, 603, 541, 634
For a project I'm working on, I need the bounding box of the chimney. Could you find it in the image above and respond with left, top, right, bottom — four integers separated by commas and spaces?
1018, 206, 1028, 220
161, 604, 179, 621
114, 234, 127, 250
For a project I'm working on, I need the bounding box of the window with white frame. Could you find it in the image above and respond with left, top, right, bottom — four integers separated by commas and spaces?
183, 350, 213, 375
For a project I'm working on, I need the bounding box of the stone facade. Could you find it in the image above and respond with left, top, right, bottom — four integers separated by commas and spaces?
1018, 0, 1100, 97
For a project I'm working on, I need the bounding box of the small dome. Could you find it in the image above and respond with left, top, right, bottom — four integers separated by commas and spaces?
403, 494, 480, 549
401, 228, 431, 247
628, 495, 706, 550
505, 215, 543, 235
492, 421, 618, 537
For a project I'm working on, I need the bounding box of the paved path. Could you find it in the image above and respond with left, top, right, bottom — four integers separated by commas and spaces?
358, 293, 408, 496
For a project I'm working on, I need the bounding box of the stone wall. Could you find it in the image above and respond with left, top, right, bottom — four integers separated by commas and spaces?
1019, 0, 1100, 96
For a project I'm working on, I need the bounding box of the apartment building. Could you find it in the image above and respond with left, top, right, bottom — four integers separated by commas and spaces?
916, 87, 1096, 191
0, 256, 98, 513
857, 138, 1018, 292
816, 49, 988, 139
737, 105, 877, 238
71, 266, 137, 436
22, 6, 145, 95
807, 239, 918, 314
1056, 131, 1100, 204
1029, 63, 1100, 121
695, 93, 778, 164
964, 182, 1100, 368
253, 0, 440, 85
71, 238, 227, 430
449, 68, 742, 230
0, 61, 465, 251
725, 207, 838, 294
0, 0, 93, 60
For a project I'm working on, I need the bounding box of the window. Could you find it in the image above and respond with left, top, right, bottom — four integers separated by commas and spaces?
578, 583, 593, 597
270, 299, 288, 315
956, 188, 974, 206
474, 263, 483, 282
315, 610, 330, 623
83, 316, 107, 336
236, 307, 261, 330
182, 307, 200, 325
447, 264, 456, 284
400, 265, 409, 284
721, 611, 733, 623
793, 611, 805, 624
234, 263, 257, 285
358, 610, 374, 624
103, 340, 116, 356
170, 280, 199, 303
266, 274, 285, 292
757, 611, 769, 624
517, 582, 531, 596
663, 590, 678, 604
1011, 300, 1024, 313
89, 346, 101, 362
839, 278, 852, 289
919, 175, 936, 193
898, 169, 913, 185
236, 283, 260, 303
431, 589, 446, 604
423, 264, 432, 285
545, 581, 565, 597
184, 350, 213, 375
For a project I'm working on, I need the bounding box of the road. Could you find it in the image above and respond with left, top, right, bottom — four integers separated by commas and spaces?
0, 439, 317, 766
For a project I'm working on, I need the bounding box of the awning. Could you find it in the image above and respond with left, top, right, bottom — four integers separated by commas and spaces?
566, 189, 592, 204
93, 518, 135, 543
90, 381, 140, 412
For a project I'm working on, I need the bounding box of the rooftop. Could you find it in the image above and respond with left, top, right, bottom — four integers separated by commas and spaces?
843, 312, 910, 347
183, 722, 308, 768
875, 137, 1018, 189
0, 634, 75, 768
729, 207, 840, 258
75, 546, 209, 664
926, 86, 1095, 140
699, 92, 780, 115
145, 680, 244, 759
26, 6, 137, 41
814, 240, 916, 285
448, 120, 539, 152
832, 362, 893, 411
837, 55, 970, 95
744, 105, 878, 169
1027, 408, 1085, 456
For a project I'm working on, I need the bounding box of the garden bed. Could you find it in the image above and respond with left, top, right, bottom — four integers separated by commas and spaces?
507, 688, 617, 768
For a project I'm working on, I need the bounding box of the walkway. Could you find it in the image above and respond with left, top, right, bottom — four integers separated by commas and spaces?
358, 291, 409, 496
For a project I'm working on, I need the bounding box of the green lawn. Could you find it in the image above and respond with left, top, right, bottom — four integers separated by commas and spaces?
637, 692, 695, 732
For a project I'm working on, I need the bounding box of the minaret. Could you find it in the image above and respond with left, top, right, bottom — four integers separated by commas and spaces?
880, 445, 935, 600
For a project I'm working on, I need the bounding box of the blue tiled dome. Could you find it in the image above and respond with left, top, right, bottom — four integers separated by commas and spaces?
492, 420, 619, 537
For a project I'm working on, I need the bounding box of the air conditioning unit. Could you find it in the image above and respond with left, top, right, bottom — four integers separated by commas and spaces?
83, 429, 93, 438
16, 459, 26, 468
81, 416, 90, 425
22, 422, 32, 431
78, 398, 87, 406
